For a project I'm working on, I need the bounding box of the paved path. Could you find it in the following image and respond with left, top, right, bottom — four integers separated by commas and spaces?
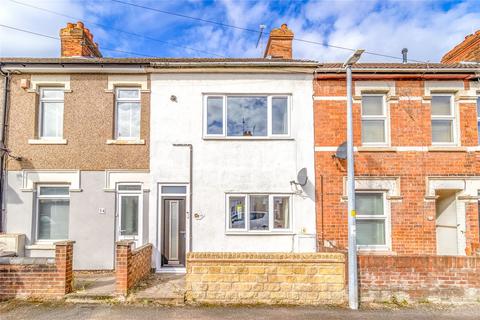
1, 302, 480, 320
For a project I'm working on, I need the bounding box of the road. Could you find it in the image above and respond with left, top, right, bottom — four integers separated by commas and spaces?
1, 301, 480, 320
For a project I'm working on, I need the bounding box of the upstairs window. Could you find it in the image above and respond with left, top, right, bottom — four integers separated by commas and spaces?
115, 88, 141, 140
431, 94, 456, 145
39, 88, 64, 139
226, 194, 291, 233
205, 95, 290, 138
361, 95, 388, 145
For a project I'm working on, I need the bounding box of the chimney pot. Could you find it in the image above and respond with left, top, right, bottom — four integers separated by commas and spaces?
66, 22, 74, 28
76, 21, 84, 29
264, 23, 294, 59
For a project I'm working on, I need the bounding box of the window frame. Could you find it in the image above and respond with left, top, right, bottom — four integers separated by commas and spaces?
35, 184, 70, 243
431, 93, 458, 146
203, 94, 291, 139
225, 193, 293, 234
114, 87, 141, 141
477, 96, 480, 145
360, 94, 389, 146
355, 191, 391, 251
38, 87, 65, 140
116, 183, 143, 240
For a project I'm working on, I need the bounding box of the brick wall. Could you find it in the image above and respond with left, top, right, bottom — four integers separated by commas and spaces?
115, 241, 152, 296
186, 252, 346, 305
358, 255, 480, 303
0, 241, 74, 300
314, 78, 480, 255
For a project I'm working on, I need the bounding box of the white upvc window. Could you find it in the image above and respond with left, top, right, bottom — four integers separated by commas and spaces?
204, 95, 290, 138
39, 88, 64, 139
226, 194, 291, 233
36, 185, 70, 241
431, 94, 457, 145
477, 97, 480, 145
115, 87, 141, 140
361, 94, 388, 145
355, 191, 390, 250
117, 183, 142, 240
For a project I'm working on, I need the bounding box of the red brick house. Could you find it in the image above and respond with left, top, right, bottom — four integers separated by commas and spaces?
314, 32, 480, 256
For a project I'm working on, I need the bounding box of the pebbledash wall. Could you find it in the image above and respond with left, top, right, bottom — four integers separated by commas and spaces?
314, 75, 480, 255
4, 72, 151, 270
149, 71, 317, 270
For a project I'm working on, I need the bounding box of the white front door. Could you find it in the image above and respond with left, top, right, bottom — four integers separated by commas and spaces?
117, 189, 143, 248
436, 190, 459, 255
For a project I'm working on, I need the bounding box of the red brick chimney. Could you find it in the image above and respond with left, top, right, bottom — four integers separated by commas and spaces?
264, 24, 294, 59
441, 30, 480, 64
60, 22, 102, 58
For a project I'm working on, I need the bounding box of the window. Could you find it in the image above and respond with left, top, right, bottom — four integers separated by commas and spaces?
477, 97, 480, 144
361, 95, 387, 145
36, 185, 69, 241
355, 192, 388, 248
431, 94, 456, 145
39, 88, 64, 139
226, 194, 291, 232
115, 88, 141, 140
205, 95, 290, 137
117, 184, 142, 237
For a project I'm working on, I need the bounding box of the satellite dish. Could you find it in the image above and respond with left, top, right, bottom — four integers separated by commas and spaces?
296, 168, 308, 186
335, 141, 347, 159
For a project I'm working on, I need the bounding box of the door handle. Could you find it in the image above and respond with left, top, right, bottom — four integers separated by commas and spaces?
179, 231, 186, 234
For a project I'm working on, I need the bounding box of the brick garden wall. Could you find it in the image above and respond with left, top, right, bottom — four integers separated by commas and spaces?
186, 252, 346, 305
0, 241, 74, 300
115, 241, 153, 295
358, 255, 480, 303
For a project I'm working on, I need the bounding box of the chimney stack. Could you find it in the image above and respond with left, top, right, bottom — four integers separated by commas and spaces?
264, 24, 294, 59
441, 30, 480, 64
60, 21, 102, 58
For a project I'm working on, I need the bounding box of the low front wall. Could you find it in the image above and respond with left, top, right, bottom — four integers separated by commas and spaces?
186, 252, 346, 305
115, 241, 153, 295
359, 255, 480, 303
0, 241, 74, 300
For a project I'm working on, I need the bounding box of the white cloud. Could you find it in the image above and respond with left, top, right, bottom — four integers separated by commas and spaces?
1, 0, 479, 62
0, 0, 86, 57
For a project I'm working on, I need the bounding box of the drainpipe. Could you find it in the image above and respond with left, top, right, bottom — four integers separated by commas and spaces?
0, 64, 11, 232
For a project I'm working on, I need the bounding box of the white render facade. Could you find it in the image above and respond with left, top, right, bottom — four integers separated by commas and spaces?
148, 71, 317, 271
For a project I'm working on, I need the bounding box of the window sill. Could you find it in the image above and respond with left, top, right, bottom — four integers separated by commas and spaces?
357, 250, 396, 255
357, 146, 396, 152
203, 136, 294, 141
28, 139, 67, 145
225, 231, 294, 236
428, 146, 466, 152
25, 244, 56, 250
106, 139, 145, 145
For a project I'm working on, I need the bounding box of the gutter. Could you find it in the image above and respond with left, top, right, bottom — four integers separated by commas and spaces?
315, 67, 480, 74
150, 61, 319, 68
0, 64, 10, 232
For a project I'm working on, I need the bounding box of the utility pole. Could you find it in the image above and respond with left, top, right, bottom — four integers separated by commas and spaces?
343, 49, 364, 310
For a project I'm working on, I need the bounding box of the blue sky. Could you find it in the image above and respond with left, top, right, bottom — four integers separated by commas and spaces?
1, 0, 480, 62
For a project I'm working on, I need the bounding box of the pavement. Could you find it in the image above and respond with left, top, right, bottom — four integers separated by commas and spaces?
1, 301, 480, 320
